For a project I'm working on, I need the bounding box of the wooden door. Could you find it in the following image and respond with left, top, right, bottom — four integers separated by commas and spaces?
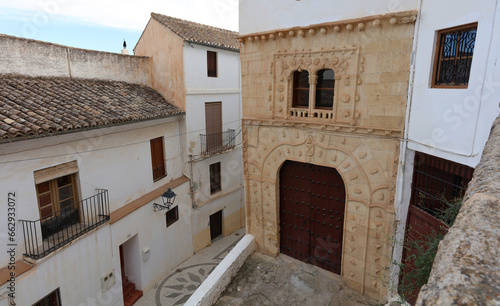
279, 161, 346, 274
210, 210, 223, 241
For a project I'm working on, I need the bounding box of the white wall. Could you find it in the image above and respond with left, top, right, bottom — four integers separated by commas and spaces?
239, 0, 418, 35
0, 117, 191, 305
110, 182, 193, 295
183, 42, 244, 240
183, 43, 241, 92
407, 0, 500, 167
4, 226, 117, 306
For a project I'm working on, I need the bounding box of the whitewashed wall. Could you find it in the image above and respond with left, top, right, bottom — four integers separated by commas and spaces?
239, 0, 418, 35
183, 43, 244, 243
183, 44, 241, 92
407, 0, 500, 167
0, 117, 193, 305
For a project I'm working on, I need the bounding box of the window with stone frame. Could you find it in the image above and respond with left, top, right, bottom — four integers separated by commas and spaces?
292, 70, 309, 108
433, 23, 477, 88
315, 69, 335, 109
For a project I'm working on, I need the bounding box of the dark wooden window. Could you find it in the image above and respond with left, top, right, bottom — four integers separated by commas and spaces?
292, 70, 309, 108
209, 162, 221, 194
33, 288, 61, 306
315, 69, 335, 109
205, 102, 223, 152
37, 174, 78, 219
166, 206, 179, 227
150, 137, 166, 181
207, 51, 217, 77
433, 23, 477, 88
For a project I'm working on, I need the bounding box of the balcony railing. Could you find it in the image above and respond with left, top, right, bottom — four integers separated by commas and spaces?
200, 129, 236, 156
19, 189, 110, 260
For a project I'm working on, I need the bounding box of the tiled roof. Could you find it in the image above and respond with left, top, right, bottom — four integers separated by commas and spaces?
0, 75, 184, 143
151, 13, 240, 51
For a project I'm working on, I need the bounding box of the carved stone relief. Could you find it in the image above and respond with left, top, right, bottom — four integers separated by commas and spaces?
272, 48, 361, 125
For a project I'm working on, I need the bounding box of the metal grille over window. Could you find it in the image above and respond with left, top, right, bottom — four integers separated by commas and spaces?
434, 23, 477, 87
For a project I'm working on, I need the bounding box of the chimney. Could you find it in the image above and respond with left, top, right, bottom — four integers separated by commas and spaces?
121, 39, 129, 55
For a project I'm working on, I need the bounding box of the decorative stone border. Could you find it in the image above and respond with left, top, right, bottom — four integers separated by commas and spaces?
238, 11, 417, 44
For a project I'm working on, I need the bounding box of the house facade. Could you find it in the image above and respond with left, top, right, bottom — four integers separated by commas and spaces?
0, 36, 191, 306
239, 0, 499, 303
134, 14, 244, 252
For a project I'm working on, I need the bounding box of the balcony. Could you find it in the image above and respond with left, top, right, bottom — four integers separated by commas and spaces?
20, 189, 110, 260
200, 129, 236, 156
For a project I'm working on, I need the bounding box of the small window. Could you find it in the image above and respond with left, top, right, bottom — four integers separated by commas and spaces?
36, 174, 79, 239
166, 206, 179, 227
209, 162, 221, 194
150, 137, 166, 181
433, 23, 477, 88
292, 70, 309, 108
33, 288, 61, 306
315, 69, 335, 109
207, 51, 217, 77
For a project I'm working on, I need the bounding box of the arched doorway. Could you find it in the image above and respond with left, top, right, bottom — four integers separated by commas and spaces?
279, 160, 346, 274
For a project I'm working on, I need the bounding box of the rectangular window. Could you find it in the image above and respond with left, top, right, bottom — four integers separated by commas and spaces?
36, 174, 80, 239
33, 288, 61, 306
205, 102, 223, 152
150, 137, 166, 181
166, 206, 179, 227
207, 51, 217, 77
433, 23, 477, 88
209, 162, 221, 194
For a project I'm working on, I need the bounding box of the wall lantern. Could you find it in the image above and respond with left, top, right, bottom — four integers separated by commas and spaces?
153, 188, 177, 211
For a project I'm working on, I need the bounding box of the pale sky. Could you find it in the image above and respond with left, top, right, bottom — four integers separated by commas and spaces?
0, 0, 239, 53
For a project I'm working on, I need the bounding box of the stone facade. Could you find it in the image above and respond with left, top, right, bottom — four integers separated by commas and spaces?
240, 11, 417, 301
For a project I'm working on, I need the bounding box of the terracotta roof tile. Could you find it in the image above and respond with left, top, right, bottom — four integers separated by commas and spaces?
151, 13, 240, 51
0, 75, 184, 143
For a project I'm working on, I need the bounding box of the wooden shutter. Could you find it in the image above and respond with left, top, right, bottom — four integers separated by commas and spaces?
207, 51, 217, 77
150, 137, 166, 180
205, 102, 222, 151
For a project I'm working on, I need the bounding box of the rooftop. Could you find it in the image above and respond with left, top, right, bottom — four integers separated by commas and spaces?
151, 12, 240, 51
0, 75, 184, 143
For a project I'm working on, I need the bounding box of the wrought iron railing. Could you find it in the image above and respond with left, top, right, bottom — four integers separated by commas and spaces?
200, 129, 235, 156
20, 189, 110, 260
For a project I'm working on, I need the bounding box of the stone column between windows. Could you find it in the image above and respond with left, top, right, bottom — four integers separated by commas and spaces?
308, 74, 318, 115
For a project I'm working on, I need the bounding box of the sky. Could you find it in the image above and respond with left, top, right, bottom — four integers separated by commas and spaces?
0, 0, 239, 54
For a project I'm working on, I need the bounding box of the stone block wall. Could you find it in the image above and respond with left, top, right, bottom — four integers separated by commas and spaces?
240, 11, 417, 302
0, 34, 152, 86
417, 114, 500, 305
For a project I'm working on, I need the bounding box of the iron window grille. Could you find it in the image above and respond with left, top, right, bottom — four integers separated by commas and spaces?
433, 23, 477, 88
410, 152, 474, 219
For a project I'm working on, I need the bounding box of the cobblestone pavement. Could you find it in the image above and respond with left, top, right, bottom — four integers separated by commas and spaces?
214, 252, 379, 306
135, 227, 245, 306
